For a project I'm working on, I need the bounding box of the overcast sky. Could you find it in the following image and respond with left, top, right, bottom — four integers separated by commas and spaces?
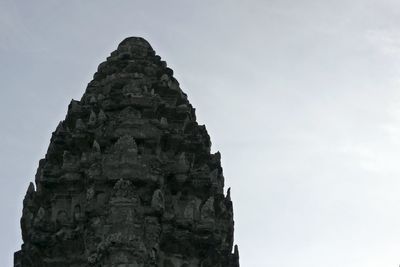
2, 0, 400, 266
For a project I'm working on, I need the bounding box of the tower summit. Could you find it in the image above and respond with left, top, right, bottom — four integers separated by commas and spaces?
15, 37, 239, 267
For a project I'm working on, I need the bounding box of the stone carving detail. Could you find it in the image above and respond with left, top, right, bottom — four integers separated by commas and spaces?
151, 189, 165, 213
14, 37, 239, 267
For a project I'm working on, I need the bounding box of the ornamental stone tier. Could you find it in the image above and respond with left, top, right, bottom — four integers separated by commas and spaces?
14, 37, 239, 267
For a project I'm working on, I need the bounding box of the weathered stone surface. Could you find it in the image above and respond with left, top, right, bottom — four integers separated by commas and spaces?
14, 37, 239, 267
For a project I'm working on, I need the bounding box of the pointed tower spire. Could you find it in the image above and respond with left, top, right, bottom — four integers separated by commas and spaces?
15, 37, 239, 267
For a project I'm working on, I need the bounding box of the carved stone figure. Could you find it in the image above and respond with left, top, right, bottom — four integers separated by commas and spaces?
88, 110, 97, 126
14, 37, 239, 267
151, 189, 165, 213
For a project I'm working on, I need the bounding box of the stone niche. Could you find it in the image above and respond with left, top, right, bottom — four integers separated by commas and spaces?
51, 193, 85, 226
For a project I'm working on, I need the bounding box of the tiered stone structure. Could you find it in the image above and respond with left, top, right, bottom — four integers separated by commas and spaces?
14, 37, 239, 267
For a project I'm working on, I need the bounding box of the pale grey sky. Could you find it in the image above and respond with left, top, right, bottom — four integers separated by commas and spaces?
2, 0, 400, 266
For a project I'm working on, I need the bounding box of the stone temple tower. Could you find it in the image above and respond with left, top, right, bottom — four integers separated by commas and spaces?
14, 37, 239, 267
